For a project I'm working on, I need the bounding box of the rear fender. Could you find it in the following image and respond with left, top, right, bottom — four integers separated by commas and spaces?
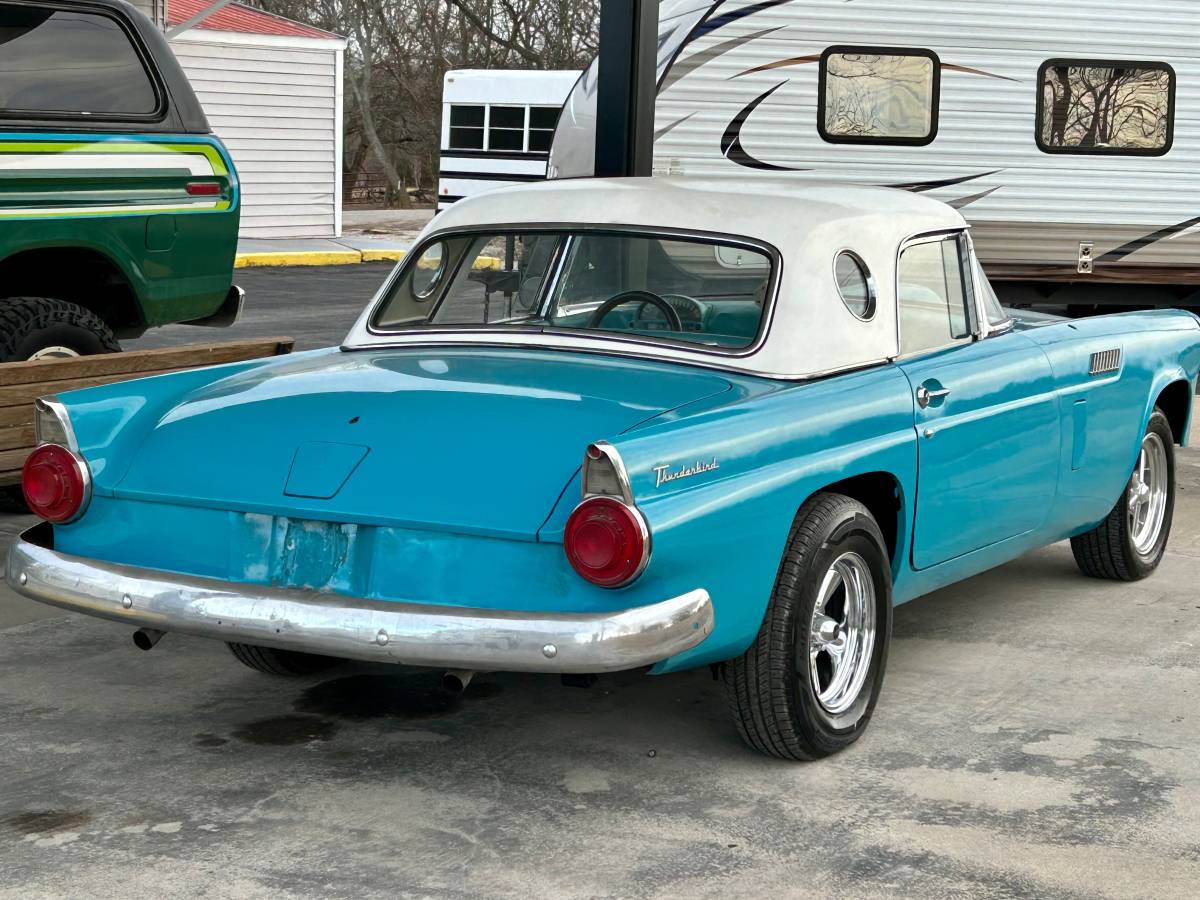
58, 349, 336, 493
1141, 368, 1192, 449
546, 364, 918, 672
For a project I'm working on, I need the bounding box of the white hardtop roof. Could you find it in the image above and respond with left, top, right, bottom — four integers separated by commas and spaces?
344, 177, 969, 379
429, 176, 959, 254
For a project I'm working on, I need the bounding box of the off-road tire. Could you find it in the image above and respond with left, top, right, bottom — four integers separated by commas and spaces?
1071, 408, 1175, 582
0, 297, 120, 362
724, 493, 893, 760
227, 642, 345, 676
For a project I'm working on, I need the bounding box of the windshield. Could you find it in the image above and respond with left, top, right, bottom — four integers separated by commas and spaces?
371, 230, 774, 351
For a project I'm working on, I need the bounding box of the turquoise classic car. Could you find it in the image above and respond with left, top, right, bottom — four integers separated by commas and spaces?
8, 178, 1200, 760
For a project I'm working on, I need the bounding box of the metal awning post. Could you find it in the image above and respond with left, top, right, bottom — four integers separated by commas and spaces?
594, 0, 659, 177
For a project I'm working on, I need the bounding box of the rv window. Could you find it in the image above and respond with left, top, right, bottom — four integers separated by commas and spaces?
448, 105, 485, 150
0, 3, 159, 119
1038, 60, 1174, 155
489, 105, 526, 152
819, 47, 939, 145
529, 106, 560, 153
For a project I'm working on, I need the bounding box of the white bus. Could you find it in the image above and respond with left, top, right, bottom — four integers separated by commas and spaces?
438, 69, 580, 212
550, 0, 1200, 309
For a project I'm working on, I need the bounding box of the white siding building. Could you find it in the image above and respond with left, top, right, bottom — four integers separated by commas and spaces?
166, 0, 346, 239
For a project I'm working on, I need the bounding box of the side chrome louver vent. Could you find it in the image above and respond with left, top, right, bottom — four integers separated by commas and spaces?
1089, 348, 1122, 376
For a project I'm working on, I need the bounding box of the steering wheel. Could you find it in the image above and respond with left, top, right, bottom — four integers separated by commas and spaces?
586, 290, 683, 332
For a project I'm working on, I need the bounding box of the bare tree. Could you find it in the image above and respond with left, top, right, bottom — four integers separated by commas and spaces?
250, 0, 598, 207
1042, 64, 1169, 150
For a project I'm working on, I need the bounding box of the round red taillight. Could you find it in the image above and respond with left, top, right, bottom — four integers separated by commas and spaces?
564, 496, 649, 588
22, 444, 89, 523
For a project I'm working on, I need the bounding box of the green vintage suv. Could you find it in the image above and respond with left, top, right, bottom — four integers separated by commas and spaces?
0, 0, 241, 361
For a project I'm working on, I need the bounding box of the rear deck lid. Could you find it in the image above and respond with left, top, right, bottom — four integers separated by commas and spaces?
111, 348, 733, 539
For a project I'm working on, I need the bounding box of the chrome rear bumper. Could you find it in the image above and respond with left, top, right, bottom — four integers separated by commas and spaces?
6, 528, 713, 673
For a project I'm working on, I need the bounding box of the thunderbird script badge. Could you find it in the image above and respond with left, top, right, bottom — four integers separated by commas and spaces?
653, 457, 720, 488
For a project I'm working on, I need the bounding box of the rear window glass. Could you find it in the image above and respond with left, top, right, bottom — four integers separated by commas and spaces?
373, 230, 774, 352
0, 4, 158, 118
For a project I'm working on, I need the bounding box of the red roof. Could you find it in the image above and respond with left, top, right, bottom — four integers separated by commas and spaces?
168, 0, 341, 40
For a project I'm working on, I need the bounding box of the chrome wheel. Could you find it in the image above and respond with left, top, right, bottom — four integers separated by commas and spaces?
1128, 432, 1169, 556
807, 551, 877, 716
28, 346, 80, 360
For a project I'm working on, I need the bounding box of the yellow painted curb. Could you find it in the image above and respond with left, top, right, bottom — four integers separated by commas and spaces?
235, 250, 365, 269
233, 248, 495, 269
360, 248, 407, 263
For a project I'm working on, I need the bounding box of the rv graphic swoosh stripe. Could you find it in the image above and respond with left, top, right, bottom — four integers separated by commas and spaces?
885, 170, 1003, 192
738, 58, 1016, 81
662, 0, 801, 92
662, 26, 785, 92
941, 63, 1022, 83
1099, 216, 1200, 263
721, 83, 810, 172
693, 0, 797, 39
948, 186, 1002, 210
735, 53, 820, 78
655, 112, 696, 142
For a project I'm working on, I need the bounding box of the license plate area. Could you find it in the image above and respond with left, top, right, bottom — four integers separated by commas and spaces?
269, 517, 362, 592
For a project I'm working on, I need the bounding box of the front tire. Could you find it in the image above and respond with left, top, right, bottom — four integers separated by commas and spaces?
227, 643, 345, 677
1071, 408, 1175, 581
724, 493, 893, 760
0, 296, 121, 362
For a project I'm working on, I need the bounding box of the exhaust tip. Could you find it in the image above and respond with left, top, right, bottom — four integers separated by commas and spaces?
132, 628, 165, 651
442, 670, 475, 694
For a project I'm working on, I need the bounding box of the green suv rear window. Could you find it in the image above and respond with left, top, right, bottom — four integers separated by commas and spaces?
0, 4, 158, 118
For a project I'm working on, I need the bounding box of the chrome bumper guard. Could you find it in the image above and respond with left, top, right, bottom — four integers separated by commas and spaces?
6, 528, 714, 673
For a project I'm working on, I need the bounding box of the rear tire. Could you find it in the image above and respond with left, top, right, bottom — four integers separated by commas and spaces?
227, 642, 345, 677
724, 493, 892, 760
0, 297, 120, 362
1071, 408, 1175, 581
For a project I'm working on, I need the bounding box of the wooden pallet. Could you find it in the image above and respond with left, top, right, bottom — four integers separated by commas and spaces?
0, 337, 294, 486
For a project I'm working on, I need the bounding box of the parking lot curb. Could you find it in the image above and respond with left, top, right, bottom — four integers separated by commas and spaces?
234, 249, 407, 268
360, 249, 407, 263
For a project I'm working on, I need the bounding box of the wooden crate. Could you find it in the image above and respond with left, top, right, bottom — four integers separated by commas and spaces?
0, 337, 294, 486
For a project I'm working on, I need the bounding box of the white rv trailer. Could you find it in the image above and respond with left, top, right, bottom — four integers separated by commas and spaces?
550, 0, 1200, 308
438, 69, 580, 212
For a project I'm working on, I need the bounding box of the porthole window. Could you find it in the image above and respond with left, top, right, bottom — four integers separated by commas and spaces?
835, 251, 875, 319
410, 242, 447, 300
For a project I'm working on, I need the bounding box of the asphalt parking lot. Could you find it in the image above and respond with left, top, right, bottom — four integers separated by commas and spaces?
2, 267, 1199, 898
128, 262, 398, 352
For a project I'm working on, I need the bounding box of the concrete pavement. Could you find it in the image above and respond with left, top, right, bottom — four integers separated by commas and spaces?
1, 270, 1198, 898
234, 210, 434, 269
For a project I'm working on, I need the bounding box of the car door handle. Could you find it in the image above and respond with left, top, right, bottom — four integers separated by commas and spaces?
915, 385, 951, 409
